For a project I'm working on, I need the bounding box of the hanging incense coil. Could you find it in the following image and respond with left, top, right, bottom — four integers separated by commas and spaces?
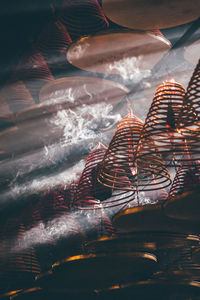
1, 80, 35, 113
168, 161, 200, 199
58, 0, 109, 40
6, 223, 41, 275
23, 52, 54, 102
13, 51, 54, 103
179, 59, 200, 129
135, 80, 190, 167
98, 113, 171, 191
0, 220, 41, 293
176, 59, 200, 164
73, 142, 134, 209
0, 93, 14, 130
97, 113, 143, 191
164, 160, 200, 221
36, 20, 72, 67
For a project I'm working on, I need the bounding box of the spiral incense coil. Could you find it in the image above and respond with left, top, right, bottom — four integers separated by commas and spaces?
7, 223, 41, 274
163, 161, 200, 221
36, 20, 72, 66
98, 112, 171, 191
73, 142, 134, 209
13, 51, 54, 103
39, 188, 86, 262
1, 222, 41, 292
168, 161, 200, 199
40, 188, 71, 222
1, 80, 35, 113
179, 59, 200, 128
21, 198, 43, 231
97, 113, 142, 191
136, 81, 190, 167
59, 0, 109, 40
177, 59, 200, 164
23, 52, 54, 101
0, 93, 14, 130
39, 187, 83, 241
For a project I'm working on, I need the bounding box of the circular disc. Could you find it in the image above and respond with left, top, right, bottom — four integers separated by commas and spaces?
37, 252, 157, 291
15, 105, 61, 144
39, 76, 129, 107
67, 30, 171, 75
164, 188, 200, 222
113, 203, 200, 234
13, 76, 128, 155
87, 232, 200, 253
0, 126, 53, 159
184, 39, 200, 65
39, 76, 129, 123
154, 269, 200, 281
97, 279, 200, 299
102, 0, 200, 30
2, 287, 43, 299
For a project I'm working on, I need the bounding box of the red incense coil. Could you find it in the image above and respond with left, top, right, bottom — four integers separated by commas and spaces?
39, 187, 84, 240
98, 113, 143, 191
180, 59, 200, 128
59, 0, 109, 40
73, 142, 134, 209
99, 211, 117, 237
0, 222, 41, 292
23, 52, 54, 101
98, 112, 169, 192
0, 92, 14, 129
12, 51, 54, 103
1, 80, 35, 113
177, 59, 200, 164
36, 20, 72, 66
136, 81, 187, 167
169, 161, 200, 198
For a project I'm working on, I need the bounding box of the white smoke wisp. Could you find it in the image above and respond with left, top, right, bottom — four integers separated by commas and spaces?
108, 55, 151, 82
8, 208, 110, 254
0, 99, 121, 204
51, 102, 121, 147
2, 160, 85, 203
40, 87, 80, 107
69, 40, 90, 61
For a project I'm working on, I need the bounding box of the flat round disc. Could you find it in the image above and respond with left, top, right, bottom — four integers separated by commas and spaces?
164, 188, 200, 222
39, 76, 129, 107
87, 232, 200, 253
12, 76, 128, 156
97, 279, 200, 299
2, 287, 43, 299
15, 105, 62, 145
154, 269, 200, 281
102, 0, 200, 30
113, 203, 200, 234
0, 126, 55, 159
37, 252, 157, 291
67, 30, 171, 75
